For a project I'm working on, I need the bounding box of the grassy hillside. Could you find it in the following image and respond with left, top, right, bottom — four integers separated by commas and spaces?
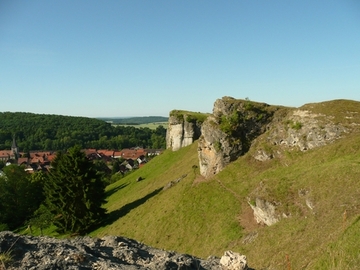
90, 100, 360, 269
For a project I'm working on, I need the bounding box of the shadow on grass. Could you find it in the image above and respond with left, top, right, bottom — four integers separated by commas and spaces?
102, 187, 163, 226
105, 182, 129, 198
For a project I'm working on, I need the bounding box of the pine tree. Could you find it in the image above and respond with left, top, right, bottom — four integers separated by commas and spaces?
44, 145, 107, 234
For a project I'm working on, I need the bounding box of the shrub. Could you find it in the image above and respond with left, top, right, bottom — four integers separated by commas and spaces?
292, 121, 303, 130
214, 141, 222, 152
219, 111, 242, 135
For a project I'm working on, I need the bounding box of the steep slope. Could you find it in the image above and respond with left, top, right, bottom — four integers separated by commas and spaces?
91, 99, 360, 270
91, 143, 243, 258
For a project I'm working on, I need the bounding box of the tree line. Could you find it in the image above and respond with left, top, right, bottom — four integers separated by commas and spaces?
0, 112, 166, 151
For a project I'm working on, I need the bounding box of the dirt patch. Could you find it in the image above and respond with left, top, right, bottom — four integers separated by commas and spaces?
192, 175, 208, 185
238, 205, 262, 232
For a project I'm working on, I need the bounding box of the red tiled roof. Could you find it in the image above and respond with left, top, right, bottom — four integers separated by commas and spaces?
29, 151, 55, 160
47, 154, 56, 162
17, 157, 28, 165
113, 151, 122, 158
97, 150, 114, 157
120, 148, 148, 160
31, 156, 44, 164
0, 150, 12, 157
83, 149, 97, 156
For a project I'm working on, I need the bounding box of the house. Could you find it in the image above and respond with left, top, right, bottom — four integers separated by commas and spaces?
145, 149, 163, 156
0, 150, 13, 162
119, 148, 147, 160
113, 150, 122, 159
17, 157, 28, 166
97, 149, 114, 158
120, 159, 136, 171
137, 155, 147, 165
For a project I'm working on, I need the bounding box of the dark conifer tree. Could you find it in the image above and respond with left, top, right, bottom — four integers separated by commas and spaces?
44, 145, 107, 234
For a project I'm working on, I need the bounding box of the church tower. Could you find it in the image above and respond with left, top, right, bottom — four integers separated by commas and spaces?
11, 135, 19, 159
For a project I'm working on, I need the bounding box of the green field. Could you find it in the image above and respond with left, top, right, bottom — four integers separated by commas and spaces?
113, 122, 168, 129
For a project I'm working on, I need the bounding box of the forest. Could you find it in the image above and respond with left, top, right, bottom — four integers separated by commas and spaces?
0, 112, 167, 151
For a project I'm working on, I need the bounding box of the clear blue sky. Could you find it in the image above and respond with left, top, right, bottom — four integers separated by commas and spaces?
1, 0, 359, 117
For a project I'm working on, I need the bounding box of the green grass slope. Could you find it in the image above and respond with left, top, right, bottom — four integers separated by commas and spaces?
91, 100, 360, 269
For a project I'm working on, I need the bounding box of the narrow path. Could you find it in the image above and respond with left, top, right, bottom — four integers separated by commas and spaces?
215, 178, 242, 202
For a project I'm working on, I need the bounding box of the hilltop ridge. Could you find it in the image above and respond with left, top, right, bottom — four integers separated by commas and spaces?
167, 97, 360, 178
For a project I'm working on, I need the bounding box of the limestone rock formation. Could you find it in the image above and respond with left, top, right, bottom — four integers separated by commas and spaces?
166, 110, 205, 151
166, 98, 356, 179
249, 198, 279, 226
0, 231, 252, 270
219, 251, 249, 270
198, 97, 279, 178
265, 109, 347, 151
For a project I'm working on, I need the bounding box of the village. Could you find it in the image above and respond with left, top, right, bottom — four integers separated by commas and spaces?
0, 137, 163, 174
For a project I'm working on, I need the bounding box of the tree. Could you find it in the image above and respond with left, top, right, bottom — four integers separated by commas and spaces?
0, 165, 43, 229
44, 145, 107, 234
29, 204, 53, 235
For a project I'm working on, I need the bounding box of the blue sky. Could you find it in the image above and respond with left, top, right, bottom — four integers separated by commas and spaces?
1, 1, 359, 117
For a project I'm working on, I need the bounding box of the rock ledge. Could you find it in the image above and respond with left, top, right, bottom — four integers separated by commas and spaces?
0, 231, 250, 270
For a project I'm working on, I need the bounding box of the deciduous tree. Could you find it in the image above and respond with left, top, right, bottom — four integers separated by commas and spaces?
0, 165, 43, 229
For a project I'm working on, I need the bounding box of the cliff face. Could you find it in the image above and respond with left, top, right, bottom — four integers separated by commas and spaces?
166, 110, 205, 151
198, 97, 280, 178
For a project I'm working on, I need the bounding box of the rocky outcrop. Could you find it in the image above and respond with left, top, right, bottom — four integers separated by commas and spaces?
253, 108, 349, 161
0, 231, 251, 270
165, 98, 357, 178
249, 198, 279, 226
166, 110, 205, 151
196, 97, 355, 178
220, 251, 248, 270
198, 97, 279, 178
267, 109, 347, 150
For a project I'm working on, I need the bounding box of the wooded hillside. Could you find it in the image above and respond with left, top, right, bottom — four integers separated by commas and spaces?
0, 112, 166, 151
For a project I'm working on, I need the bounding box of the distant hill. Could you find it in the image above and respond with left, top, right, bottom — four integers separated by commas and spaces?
98, 116, 168, 125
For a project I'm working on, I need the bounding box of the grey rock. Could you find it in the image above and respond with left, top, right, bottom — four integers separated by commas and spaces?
198, 97, 278, 178
220, 251, 248, 270
249, 198, 279, 226
166, 112, 202, 151
0, 231, 240, 270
